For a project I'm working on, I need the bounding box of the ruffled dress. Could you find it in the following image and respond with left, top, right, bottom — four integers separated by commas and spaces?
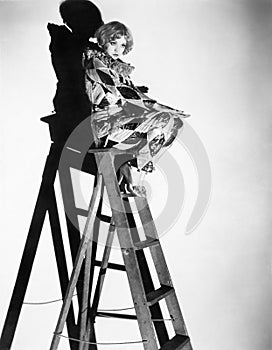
83, 48, 189, 172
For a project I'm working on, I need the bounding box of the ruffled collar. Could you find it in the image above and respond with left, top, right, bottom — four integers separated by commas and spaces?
84, 48, 135, 77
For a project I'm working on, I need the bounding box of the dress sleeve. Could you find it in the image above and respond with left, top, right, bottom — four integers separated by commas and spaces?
83, 49, 123, 107
83, 49, 104, 105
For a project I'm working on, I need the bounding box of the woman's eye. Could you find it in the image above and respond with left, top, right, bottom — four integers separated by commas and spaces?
110, 41, 116, 45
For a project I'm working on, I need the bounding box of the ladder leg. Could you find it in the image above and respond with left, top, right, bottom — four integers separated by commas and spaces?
79, 244, 93, 350
82, 326, 97, 350
87, 185, 105, 307
124, 198, 170, 346
81, 215, 101, 350
137, 249, 170, 345
120, 250, 158, 349
79, 184, 105, 350
48, 187, 78, 350
82, 220, 116, 350
135, 197, 193, 349
58, 162, 84, 312
50, 175, 103, 350
0, 143, 60, 350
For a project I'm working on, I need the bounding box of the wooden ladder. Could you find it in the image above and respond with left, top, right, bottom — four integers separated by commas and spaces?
50, 148, 193, 350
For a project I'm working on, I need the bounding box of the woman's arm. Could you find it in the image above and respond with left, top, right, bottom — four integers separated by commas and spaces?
83, 48, 123, 108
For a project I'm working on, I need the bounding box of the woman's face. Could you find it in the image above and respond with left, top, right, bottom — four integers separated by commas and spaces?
105, 35, 126, 59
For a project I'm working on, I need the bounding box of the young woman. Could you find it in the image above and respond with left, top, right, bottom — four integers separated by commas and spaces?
83, 21, 189, 194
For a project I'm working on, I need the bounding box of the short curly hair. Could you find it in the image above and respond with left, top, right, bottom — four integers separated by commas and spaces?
94, 21, 133, 55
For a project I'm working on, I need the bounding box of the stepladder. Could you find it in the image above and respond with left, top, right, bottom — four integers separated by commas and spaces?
50, 147, 193, 350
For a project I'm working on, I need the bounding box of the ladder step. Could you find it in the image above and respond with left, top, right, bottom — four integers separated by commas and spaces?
75, 208, 89, 217
146, 285, 174, 306
97, 312, 137, 320
134, 238, 159, 250
94, 260, 126, 271
121, 193, 138, 198
159, 334, 190, 350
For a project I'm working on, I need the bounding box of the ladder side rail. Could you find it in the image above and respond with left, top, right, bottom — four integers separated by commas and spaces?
164, 293, 192, 347
50, 175, 103, 350
48, 187, 79, 350
80, 215, 102, 350
58, 160, 85, 310
79, 189, 107, 350
79, 244, 93, 350
125, 198, 169, 345
113, 172, 170, 345
82, 220, 116, 350
136, 248, 170, 346
87, 183, 106, 307
134, 197, 159, 241
121, 247, 158, 350
135, 197, 192, 342
0, 143, 60, 350
59, 148, 104, 324
135, 197, 173, 286
80, 182, 106, 350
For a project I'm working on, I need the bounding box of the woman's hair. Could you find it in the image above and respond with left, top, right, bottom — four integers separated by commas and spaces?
94, 21, 133, 55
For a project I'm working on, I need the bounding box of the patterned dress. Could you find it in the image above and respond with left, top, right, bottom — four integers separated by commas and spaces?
83, 48, 189, 172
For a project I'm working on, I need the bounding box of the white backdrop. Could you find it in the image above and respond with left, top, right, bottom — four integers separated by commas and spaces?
1, 1, 272, 349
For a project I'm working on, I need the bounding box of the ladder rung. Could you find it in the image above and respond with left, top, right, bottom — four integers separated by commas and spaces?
97, 312, 137, 320
121, 193, 138, 198
134, 238, 159, 250
75, 209, 112, 224
96, 213, 112, 223
146, 285, 174, 306
94, 260, 126, 271
159, 334, 190, 350
75, 208, 89, 217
